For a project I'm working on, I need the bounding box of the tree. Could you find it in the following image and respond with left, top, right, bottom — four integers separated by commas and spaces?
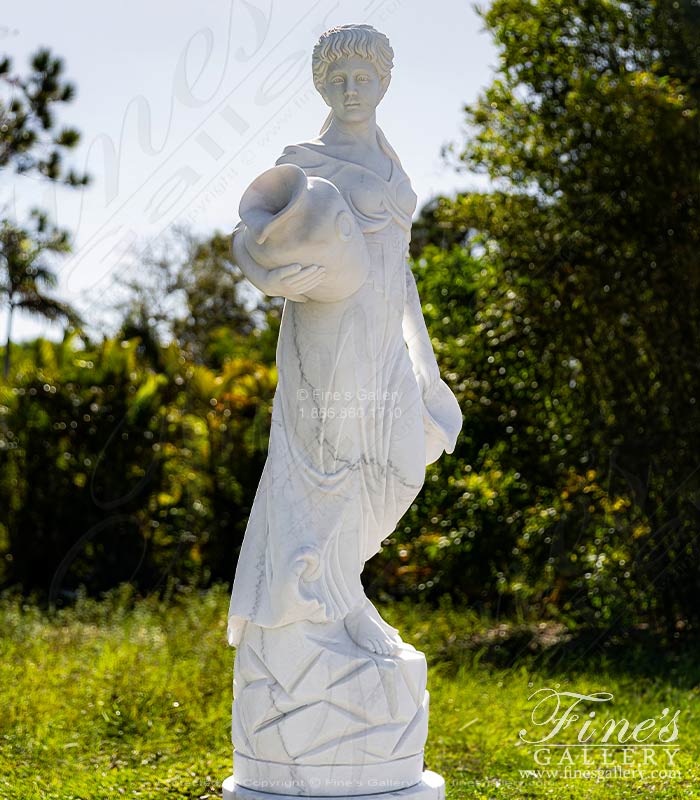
0, 48, 89, 185
171, 229, 259, 362
408, 194, 468, 259
115, 226, 277, 370
0, 47, 89, 377
0, 211, 81, 378
397, 0, 700, 628
0, 333, 276, 597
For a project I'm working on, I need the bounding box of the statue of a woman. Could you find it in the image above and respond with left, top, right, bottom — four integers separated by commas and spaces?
224, 24, 461, 800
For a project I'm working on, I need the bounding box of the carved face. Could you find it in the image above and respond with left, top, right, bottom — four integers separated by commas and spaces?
321, 56, 389, 123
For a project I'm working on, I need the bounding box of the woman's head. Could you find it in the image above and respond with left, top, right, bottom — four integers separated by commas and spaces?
312, 25, 394, 126
312, 25, 394, 91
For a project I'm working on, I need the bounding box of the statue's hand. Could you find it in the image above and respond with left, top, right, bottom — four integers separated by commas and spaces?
412, 354, 442, 399
262, 263, 326, 302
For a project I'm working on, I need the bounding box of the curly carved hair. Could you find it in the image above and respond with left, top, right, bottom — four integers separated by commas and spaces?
311, 24, 394, 94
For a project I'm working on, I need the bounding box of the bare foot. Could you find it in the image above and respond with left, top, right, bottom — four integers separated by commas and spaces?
344, 599, 403, 656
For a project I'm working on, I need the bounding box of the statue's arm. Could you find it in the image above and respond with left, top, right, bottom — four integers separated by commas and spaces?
402, 259, 441, 395
231, 220, 326, 302
231, 220, 270, 294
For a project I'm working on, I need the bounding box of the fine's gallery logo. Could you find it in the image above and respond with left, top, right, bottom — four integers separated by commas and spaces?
519, 688, 682, 782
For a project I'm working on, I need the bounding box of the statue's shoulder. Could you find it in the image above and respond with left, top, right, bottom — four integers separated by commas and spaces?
275, 140, 331, 170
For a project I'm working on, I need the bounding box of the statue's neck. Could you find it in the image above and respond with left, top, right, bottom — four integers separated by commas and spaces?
322, 116, 379, 151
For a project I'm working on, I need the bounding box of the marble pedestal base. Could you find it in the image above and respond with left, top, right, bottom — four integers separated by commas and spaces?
231, 617, 430, 794
222, 770, 445, 800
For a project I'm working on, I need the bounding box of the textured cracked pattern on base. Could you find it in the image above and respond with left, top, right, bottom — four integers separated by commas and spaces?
231, 617, 429, 794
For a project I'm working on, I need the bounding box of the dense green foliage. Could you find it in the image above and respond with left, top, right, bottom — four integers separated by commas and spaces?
0, 332, 276, 599
367, 0, 700, 630
2, 0, 700, 633
1, 589, 698, 798
3, 11, 700, 800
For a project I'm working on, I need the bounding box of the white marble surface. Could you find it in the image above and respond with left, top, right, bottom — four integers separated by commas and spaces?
223, 769, 446, 800
231, 616, 428, 794
227, 109, 462, 653
238, 163, 370, 303
225, 23, 461, 799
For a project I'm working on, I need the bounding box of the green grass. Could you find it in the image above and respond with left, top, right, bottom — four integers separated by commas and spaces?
1, 586, 698, 799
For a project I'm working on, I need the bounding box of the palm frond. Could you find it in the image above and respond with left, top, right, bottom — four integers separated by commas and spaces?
13, 293, 83, 325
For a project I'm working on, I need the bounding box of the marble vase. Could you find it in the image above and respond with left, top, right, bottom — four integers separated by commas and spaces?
238, 163, 370, 304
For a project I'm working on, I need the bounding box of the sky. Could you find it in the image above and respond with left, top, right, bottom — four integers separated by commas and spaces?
1, 0, 498, 342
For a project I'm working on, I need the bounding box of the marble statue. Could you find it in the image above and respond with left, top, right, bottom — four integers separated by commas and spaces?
223, 23, 462, 800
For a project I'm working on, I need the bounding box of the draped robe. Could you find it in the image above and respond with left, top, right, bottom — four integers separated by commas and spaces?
227, 129, 458, 646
